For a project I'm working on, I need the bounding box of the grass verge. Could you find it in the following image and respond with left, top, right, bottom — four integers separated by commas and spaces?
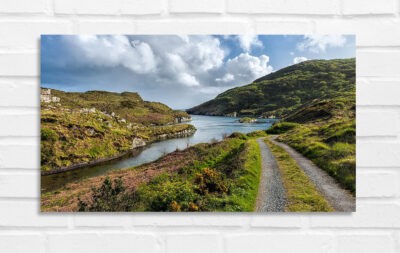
265, 138, 333, 212
42, 133, 263, 212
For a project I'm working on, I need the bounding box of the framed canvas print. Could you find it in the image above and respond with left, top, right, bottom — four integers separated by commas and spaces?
40, 35, 355, 212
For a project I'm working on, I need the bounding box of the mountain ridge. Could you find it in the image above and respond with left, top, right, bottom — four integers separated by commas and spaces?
187, 58, 355, 118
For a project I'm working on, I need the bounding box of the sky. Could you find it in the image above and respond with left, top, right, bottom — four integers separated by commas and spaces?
41, 34, 355, 109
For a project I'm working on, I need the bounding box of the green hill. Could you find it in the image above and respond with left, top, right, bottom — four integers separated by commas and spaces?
187, 58, 355, 118
266, 91, 356, 192
41, 89, 195, 172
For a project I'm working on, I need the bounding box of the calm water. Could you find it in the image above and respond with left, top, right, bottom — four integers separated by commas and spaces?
41, 115, 276, 193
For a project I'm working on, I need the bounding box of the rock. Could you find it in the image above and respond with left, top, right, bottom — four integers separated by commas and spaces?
85, 127, 95, 136
132, 138, 146, 148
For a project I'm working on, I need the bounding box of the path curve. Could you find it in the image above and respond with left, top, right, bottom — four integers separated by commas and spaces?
255, 138, 287, 212
269, 136, 355, 212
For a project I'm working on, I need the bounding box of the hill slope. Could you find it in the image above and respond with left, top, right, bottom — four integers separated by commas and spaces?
187, 58, 355, 118
41, 89, 195, 172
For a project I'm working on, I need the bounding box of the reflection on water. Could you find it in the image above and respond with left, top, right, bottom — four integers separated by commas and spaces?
41, 115, 276, 193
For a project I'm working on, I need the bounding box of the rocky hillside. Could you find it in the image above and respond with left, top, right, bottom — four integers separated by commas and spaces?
187, 58, 355, 118
41, 89, 195, 173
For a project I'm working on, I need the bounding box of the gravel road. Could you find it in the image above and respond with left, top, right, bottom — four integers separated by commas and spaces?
269, 136, 355, 212
255, 138, 287, 212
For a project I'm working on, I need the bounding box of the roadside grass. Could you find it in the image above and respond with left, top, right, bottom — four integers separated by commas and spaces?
277, 119, 355, 193
230, 138, 261, 211
46, 132, 264, 212
265, 138, 334, 212
133, 135, 262, 211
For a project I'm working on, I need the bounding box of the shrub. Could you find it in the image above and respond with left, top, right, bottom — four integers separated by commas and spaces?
138, 180, 197, 212
78, 177, 134, 211
326, 127, 355, 143
303, 142, 330, 159
266, 122, 299, 134
330, 142, 354, 159
246, 130, 267, 138
228, 132, 248, 140
41, 128, 58, 142
195, 168, 228, 195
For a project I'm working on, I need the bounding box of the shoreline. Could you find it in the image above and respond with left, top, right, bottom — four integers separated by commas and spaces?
41, 128, 196, 176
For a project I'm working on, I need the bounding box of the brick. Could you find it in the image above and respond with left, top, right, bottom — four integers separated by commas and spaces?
357, 171, 399, 197
121, 0, 165, 15
0, 53, 38, 76
0, 145, 39, 169
358, 78, 400, 105
48, 233, 160, 253
357, 142, 400, 167
0, 201, 68, 227
131, 214, 193, 226
310, 203, 400, 228
166, 234, 222, 253
0, 81, 39, 107
0, 21, 72, 50
250, 214, 302, 227
255, 20, 313, 34
77, 20, 135, 33
225, 234, 333, 253
342, 0, 395, 15
0, 114, 39, 136
169, 0, 224, 13
0, 0, 47, 14
0, 234, 45, 253
0, 172, 38, 198
54, 0, 120, 15
336, 234, 396, 253
314, 18, 400, 47
73, 215, 131, 227
135, 20, 251, 34
357, 50, 400, 78
192, 215, 248, 227
357, 110, 398, 137
227, 0, 340, 15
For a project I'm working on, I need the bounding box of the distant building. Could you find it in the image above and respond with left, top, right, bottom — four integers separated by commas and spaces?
41, 88, 60, 103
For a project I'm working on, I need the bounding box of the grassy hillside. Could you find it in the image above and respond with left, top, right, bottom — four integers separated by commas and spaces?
41, 132, 264, 212
50, 89, 189, 125
266, 91, 355, 192
41, 89, 195, 172
187, 58, 355, 117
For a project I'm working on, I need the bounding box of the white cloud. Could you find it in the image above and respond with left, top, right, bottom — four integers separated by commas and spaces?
224, 53, 273, 84
236, 35, 263, 52
178, 73, 199, 87
216, 73, 235, 83
65, 35, 157, 74
297, 35, 346, 53
293, 56, 308, 64
47, 35, 275, 107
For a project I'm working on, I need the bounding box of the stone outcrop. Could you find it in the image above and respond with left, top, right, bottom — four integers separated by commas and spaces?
175, 116, 192, 123
41, 88, 60, 103
132, 138, 146, 149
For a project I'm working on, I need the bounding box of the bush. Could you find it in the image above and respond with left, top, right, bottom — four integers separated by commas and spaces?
41, 128, 58, 142
195, 168, 228, 195
330, 142, 354, 159
326, 127, 355, 143
246, 130, 267, 138
137, 180, 198, 212
228, 132, 248, 140
78, 177, 134, 211
266, 122, 299, 134
303, 142, 330, 159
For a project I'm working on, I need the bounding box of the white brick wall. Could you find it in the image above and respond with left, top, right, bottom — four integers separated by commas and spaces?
0, 0, 399, 252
